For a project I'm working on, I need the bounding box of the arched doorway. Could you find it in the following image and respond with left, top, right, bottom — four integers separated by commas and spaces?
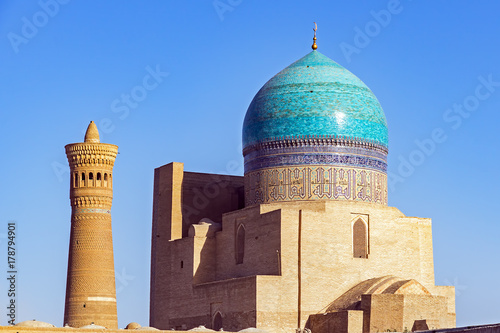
213, 312, 223, 331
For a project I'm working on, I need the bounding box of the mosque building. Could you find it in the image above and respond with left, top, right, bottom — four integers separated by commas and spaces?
149, 29, 456, 333
6, 27, 456, 333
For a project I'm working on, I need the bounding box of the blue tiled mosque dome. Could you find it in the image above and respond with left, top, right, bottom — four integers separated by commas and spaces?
242, 50, 388, 150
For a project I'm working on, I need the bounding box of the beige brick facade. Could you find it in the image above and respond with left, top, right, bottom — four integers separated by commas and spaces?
149, 162, 455, 333
64, 122, 118, 328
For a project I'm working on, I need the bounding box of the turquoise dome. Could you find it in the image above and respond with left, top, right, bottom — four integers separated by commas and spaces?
242, 51, 388, 149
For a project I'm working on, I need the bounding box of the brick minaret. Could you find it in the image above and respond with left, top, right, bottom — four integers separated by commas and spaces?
64, 121, 118, 328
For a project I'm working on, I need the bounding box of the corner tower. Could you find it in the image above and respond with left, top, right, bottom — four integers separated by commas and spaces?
243, 46, 388, 206
64, 121, 118, 328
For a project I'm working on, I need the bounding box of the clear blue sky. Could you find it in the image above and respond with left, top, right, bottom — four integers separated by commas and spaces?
1, 0, 499, 328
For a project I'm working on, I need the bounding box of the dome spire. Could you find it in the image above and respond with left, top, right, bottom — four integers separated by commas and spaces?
84, 121, 100, 143
312, 22, 318, 50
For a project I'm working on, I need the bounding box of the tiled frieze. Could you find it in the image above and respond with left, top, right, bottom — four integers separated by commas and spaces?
243, 136, 388, 206
245, 165, 387, 206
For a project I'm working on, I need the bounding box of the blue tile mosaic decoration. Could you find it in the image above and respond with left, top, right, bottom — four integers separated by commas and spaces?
244, 138, 388, 174
244, 166, 387, 206
242, 50, 388, 149
245, 153, 387, 174
242, 50, 389, 206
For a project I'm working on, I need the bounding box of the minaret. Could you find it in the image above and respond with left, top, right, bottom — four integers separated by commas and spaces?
64, 121, 118, 328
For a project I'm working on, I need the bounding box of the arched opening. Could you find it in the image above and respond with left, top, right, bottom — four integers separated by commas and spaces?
73, 172, 78, 188
353, 219, 368, 258
96, 172, 102, 186
81, 172, 86, 186
89, 172, 94, 186
236, 224, 245, 264
213, 312, 222, 331
104, 173, 108, 187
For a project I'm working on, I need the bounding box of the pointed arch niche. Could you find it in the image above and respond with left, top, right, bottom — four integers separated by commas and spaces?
235, 224, 246, 265
212, 311, 223, 331
352, 215, 369, 259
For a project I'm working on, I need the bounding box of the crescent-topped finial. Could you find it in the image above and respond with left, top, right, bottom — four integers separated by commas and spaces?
312, 22, 318, 50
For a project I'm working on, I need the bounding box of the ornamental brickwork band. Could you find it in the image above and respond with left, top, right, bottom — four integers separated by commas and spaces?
244, 166, 388, 206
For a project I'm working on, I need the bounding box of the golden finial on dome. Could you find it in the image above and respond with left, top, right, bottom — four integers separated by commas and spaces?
84, 121, 100, 143
312, 22, 318, 50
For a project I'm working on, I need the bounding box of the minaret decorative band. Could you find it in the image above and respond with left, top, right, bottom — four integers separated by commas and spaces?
64, 121, 118, 329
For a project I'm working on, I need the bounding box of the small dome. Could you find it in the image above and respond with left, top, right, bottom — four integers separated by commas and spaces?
325, 276, 430, 313
135, 327, 160, 331
188, 325, 216, 332
239, 328, 269, 333
126, 322, 142, 329
15, 320, 55, 328
198, 218, 216, 224
80, 323, 107, 329
243, 51, 387, 150
84, 121, 100, 143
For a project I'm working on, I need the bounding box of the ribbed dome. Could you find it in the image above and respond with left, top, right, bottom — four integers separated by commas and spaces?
242, 50, 388, 150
